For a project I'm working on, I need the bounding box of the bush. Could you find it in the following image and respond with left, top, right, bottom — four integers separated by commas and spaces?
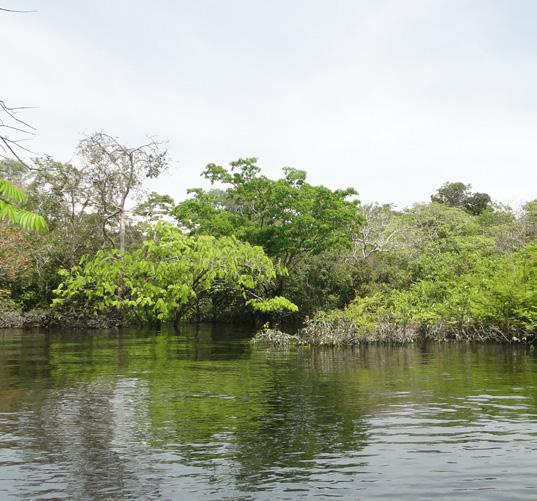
303, 242, 537, 344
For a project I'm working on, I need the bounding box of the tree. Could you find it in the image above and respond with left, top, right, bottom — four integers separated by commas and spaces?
351, 203, 405, 260
78, 132, 168, 252
520, 199, 537, 242
465, 191, 492, 216
173, 158, 362, 267
134, 192, 176, 226
0, 158, 109, 307
53, 223, 288, 327
247, 296, 299, 328
0, 221, 33, 286
431, 181, 491, 215
171, 159, 363, 313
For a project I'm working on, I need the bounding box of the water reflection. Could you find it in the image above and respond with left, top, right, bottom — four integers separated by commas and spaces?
0, 327, 537, 499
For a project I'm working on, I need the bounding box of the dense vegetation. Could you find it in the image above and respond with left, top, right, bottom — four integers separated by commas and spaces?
0, 139, 535, 341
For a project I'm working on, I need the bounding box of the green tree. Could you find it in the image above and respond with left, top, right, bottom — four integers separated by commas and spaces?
173, 158, 363, 312
134, 192, 176, 225
306, 203, 536, 342
0, 158, 113, 307
53, 223, 289, 326
173, 158, 362, 267
431, 181, 491, 215
521, 199, 537, 242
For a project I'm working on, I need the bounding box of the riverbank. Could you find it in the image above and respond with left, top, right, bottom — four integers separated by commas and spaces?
0, 310, 124, 330
252, 321, 535, 346
0, 310, 48, 329
3, 308, 534, 345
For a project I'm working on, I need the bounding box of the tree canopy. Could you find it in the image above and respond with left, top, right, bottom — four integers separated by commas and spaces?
431, 181, 492, 215
173, 158, 362, 267
53, 223, 287, 326
0, 149, 535, 341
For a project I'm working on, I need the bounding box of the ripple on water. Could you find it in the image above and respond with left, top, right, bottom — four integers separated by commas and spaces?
1, 330, 537, 499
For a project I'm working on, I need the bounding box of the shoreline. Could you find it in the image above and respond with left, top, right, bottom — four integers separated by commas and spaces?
251, 324, 536, 346
0, 310, 123, 330
2, 312, 534, 346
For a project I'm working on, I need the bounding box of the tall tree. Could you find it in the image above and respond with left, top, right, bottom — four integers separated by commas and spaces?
431, 181, 491, 216
173, 158, 362, 268
78, 132, 168, 252
351, 204, 405, 260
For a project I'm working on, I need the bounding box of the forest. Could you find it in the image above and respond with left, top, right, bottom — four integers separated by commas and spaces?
0, 133, 536, 343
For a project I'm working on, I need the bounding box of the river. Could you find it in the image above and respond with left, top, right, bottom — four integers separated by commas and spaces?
0, 325, 536, 500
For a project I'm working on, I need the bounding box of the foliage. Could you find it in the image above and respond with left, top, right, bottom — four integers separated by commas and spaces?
0, 145, 535, 340
0, 159, 111, 308
0, 221, 33, 285
53, 223, 285, 325
173, 158, 362, 265
0, 178, 47, 230
247, 296, 298, 314
247, 296, 299, 326
301, 196, 536, 343
431, 181, 492, 215
520, 199, 537, 242
172, 158, 363, 314
0, 99, 47, 231
0, 146, 169, 309
306, 240, 537, 342
134, 192, 176, 224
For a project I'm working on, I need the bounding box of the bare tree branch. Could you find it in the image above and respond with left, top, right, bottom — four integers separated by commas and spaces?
0, 7, 36, 13
0, 100, 37, 166
78, 131, 169, 251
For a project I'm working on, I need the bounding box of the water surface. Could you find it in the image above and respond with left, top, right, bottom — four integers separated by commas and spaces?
0, 326, 536, 500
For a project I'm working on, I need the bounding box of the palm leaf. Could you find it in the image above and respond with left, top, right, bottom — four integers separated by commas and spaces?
0, 179, 26, 203
15, 209, 48, 231
0, 179, 48, 231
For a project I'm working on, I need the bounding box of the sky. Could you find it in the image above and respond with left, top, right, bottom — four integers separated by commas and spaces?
1, 0, 536, 208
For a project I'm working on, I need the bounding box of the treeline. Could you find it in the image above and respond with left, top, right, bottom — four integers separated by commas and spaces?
0, 134, 536, 341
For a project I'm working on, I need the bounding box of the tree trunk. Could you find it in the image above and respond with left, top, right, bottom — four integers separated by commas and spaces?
119, 210, 126, 253
173, 309, 182, 331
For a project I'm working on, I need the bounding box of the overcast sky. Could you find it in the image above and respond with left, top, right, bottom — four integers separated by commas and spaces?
1, 0, 536, 207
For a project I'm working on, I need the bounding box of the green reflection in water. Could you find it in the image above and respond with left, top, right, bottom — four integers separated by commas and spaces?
0, 326, 537, 499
